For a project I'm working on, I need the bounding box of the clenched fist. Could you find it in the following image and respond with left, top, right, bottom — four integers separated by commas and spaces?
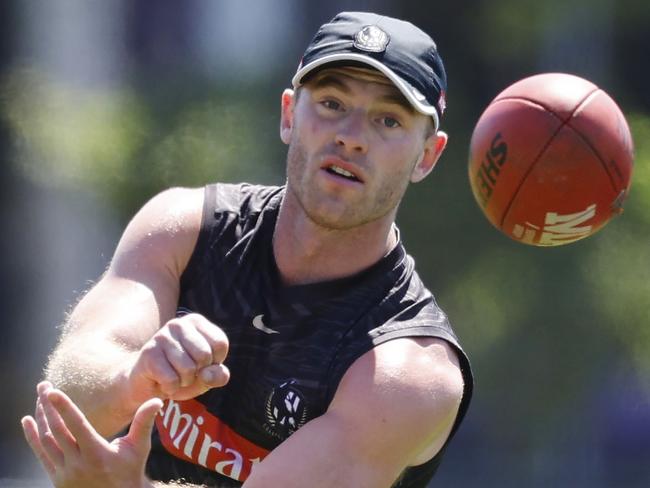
125, 313, 230, 405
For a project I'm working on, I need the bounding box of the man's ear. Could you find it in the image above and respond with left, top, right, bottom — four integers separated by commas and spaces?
410, 131, 448, 183
280, 89, 295, 145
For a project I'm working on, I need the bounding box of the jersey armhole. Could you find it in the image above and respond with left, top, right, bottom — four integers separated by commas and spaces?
179, 183, 219, 288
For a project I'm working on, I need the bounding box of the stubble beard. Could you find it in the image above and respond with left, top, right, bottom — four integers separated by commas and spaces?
284, 135, 413, 232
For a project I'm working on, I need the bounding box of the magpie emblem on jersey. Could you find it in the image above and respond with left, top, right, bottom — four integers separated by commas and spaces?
354, 25, 390, 53
264, 379, 308, 440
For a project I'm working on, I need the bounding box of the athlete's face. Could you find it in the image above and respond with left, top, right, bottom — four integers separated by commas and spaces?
280, 67, 447, 230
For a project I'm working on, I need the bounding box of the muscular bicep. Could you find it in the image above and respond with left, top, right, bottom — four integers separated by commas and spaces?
67, 274, 172, 349
64, 187, 204, 348
243, 337, 464, 488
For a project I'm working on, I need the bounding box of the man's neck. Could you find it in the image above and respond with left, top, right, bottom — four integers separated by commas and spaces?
272, 197, 398, 286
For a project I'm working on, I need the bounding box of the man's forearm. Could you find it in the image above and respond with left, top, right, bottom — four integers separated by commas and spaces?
45, 329, 139, 437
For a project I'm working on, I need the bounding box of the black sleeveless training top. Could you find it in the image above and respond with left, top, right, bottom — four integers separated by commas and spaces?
146, 183, 473, 487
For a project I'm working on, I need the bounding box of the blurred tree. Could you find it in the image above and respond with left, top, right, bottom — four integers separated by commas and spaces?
2, 69, 286, 218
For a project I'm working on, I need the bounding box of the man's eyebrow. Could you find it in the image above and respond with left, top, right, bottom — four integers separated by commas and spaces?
308, 74, 352, 93
376, 92, 416, 114
308, 73, 415, 114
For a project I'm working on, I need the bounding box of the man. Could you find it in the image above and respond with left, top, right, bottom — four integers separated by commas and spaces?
22, 12, 473, 488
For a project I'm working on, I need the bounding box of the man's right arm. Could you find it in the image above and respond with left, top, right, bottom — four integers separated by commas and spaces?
43, 186, 227, 437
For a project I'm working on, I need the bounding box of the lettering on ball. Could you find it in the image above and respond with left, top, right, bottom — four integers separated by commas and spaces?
473, 132, 508, 207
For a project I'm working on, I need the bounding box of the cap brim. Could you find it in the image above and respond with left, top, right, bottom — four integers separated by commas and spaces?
292, 53, 439, 131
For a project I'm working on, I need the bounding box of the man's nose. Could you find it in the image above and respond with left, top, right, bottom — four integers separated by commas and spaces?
334, 111, 369, 154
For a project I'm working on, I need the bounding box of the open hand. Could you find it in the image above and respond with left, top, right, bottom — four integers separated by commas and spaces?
22, 381, 160, 488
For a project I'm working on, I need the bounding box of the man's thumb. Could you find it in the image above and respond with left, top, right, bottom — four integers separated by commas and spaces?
127, 398, 164, 453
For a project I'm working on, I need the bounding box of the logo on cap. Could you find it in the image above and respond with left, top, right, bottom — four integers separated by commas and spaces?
353, 25, 390, 53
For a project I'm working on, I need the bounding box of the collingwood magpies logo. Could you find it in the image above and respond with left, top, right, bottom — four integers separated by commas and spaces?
264, 379, 308, 440
353, 25, 390, 53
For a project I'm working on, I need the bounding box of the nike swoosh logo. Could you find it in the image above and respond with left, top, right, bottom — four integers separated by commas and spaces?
252, 314, 280, 334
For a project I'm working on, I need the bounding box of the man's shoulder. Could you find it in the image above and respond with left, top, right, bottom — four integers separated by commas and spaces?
122, 186, 205, 237
350, 336, 464, 398
329, 336, 465, 467
107, 186, 205, 287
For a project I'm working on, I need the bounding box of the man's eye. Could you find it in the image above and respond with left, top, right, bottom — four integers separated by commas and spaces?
381, 117, 401, 128
321, 100, 341, 111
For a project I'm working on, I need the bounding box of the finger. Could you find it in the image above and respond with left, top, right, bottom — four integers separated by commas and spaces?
38, 380, 54, 395
35, 392, 51, 436
35, 397, 64, 466
47, 389, 108, 453
125, 398, 164, 455
192, 317, 229, 364
166, 364, 230, 402
41, 389, 80, 457
21, 415, 57, 479
162, 338, 201, 388
142, 348, 183, 396
198, 363, 230, 388
168, 321, 213, 370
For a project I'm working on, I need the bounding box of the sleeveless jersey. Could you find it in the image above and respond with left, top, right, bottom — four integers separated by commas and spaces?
146, 183, 473, 487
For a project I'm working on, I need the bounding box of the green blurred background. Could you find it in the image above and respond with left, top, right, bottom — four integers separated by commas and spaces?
1, 0, 648, 486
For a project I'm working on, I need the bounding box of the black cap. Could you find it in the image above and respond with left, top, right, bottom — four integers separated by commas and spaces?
292, 12, 447, 130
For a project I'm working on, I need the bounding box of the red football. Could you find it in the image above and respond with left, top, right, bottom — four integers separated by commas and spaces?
468, 72, 634, 246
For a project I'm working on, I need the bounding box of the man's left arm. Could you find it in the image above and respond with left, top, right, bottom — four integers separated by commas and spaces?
22, 337, 463, 487
243, 336, 465, 488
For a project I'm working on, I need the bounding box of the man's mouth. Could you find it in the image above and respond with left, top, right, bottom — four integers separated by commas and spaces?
321, 157, 364, 183
325, 165, 361, 182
